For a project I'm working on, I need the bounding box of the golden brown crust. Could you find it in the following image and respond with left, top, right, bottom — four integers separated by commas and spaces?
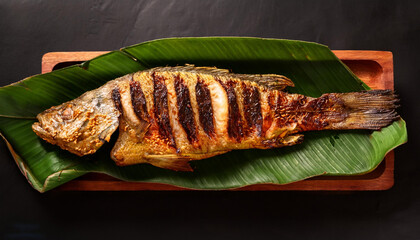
32, 77, 123, 156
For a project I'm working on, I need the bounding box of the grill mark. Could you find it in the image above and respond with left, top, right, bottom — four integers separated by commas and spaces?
218, 78, 243, 142
242, 83, 262, 136
111, 87, 123, 113
152, 72, 176, 149
130, 79, 149, 122
262, 91, 275, 134
195, 78, 215, 137
174, 74, 198, 144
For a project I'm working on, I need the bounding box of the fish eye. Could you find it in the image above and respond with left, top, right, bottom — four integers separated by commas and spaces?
61, 105, 74, 120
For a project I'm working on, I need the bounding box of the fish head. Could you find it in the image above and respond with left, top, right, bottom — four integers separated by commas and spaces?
32, 95, 120, 156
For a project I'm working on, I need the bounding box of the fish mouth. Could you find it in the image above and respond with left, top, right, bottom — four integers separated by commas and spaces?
32, 112, 60, 146
32, 121, 54, 143
32, 121, 43, 135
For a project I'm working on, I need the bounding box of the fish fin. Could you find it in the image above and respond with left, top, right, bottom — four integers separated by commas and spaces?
146, 156, 193, 172
279, 134, 304, 146
152, 65, 230, 75
119, 116, 150, 142
187, 65, 230, 75
234, 73, 295, 90
130, 120, 150, 142
111, 119, 195, 170
110, 118, 153, 166
145, 150, 230, 171
327, 90, 400, 130
182, 65, 295, 90
98, 121, 119, 142
151, 65, 294, 90
261, 134, 304, 148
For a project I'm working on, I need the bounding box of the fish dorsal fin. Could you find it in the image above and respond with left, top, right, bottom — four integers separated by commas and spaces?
151, 65, 230, 75
150, 65, 294, 90
232, 73, 295, 90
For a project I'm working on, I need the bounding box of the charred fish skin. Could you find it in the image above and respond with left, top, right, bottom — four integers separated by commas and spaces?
109, 66, 399, 170
32, 66, 400, 171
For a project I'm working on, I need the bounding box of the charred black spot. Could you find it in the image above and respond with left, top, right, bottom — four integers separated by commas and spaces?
242, 84, 262, 136
112, 87, 123, 113
195, 78, 215, 137
152, 72, 176, 149
130, 79, 149, 122
174, 75, 198, 144
218, 78, 243, 142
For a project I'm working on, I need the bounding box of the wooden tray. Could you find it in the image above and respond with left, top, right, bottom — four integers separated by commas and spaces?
42, 51, 394, 191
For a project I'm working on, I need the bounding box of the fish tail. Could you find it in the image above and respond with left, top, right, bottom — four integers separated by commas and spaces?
326, 90, 400, 130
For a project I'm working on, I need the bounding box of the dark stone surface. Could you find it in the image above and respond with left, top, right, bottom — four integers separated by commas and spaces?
0, 0, 418, 239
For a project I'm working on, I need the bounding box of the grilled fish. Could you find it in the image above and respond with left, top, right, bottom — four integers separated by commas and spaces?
32, 66, 399, 171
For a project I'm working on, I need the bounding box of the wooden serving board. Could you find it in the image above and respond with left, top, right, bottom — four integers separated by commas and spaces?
42, 51, 394, 191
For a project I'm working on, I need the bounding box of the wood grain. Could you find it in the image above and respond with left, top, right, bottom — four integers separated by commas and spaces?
42, 50, 395, 191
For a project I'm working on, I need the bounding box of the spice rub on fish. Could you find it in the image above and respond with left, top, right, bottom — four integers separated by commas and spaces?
32, 66, 399, 171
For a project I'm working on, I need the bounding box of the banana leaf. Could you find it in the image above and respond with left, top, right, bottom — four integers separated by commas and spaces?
0, 37, 407, 192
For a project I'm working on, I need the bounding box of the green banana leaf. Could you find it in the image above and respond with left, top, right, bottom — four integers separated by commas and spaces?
0, 37, 407, 192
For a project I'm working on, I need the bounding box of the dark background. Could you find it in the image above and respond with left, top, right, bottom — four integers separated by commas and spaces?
1, 0, 418, 239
